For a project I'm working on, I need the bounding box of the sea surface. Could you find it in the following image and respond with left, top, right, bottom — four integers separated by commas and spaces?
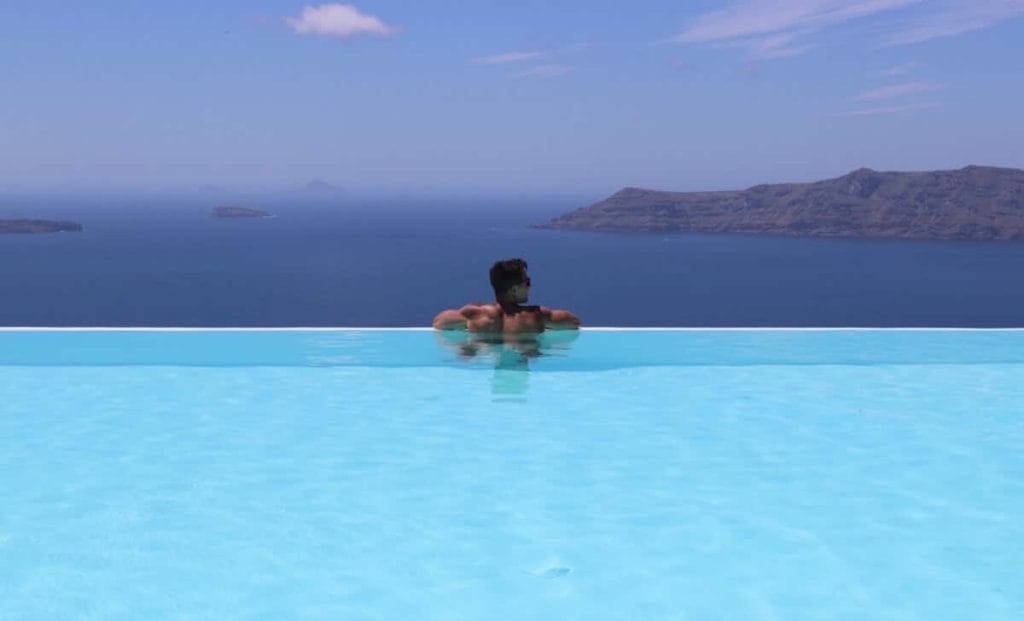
2, 194, 1024, 327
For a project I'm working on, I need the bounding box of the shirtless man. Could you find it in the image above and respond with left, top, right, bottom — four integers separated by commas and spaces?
432, 258, 580, 334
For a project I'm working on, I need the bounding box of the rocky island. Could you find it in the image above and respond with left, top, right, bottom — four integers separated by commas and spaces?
210, 206, 273, 219
0, 219, 83, 234
534, 166, 1024, 241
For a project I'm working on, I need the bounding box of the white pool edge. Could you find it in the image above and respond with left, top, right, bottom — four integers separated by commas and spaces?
0, 327, 1022, 332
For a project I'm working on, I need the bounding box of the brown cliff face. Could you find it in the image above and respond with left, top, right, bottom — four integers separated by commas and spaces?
534, 166, 1024, 241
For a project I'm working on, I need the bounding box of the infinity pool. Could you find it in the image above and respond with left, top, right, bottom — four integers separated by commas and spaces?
1, 330, 1022, 619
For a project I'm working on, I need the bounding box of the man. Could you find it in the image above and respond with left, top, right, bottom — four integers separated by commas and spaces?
432, 258, 580, 333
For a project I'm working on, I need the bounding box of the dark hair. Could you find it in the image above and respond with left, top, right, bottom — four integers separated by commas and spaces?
489, 258, 528, 296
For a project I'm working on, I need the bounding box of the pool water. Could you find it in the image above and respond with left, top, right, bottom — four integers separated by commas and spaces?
1, 330, 1022, 619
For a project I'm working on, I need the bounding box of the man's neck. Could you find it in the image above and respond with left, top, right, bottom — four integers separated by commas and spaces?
496, 298, 523, 312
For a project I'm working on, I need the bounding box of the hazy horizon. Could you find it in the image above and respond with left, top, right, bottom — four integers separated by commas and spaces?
2, 2, 1022, 195
6, 162, 1024, 201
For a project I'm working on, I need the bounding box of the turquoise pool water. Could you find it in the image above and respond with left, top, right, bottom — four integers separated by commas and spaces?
1, 330, 1022, 619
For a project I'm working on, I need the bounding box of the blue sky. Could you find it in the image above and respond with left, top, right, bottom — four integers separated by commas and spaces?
1, 1, 1022, 195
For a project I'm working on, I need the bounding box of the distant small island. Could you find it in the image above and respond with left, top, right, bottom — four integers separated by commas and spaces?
534, 165, 1024, 241
210, 206, 273, 219
0, 219, 83, 234
303, 179, 345, 194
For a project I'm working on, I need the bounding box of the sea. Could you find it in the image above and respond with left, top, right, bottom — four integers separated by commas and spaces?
2, 194, 1023, 327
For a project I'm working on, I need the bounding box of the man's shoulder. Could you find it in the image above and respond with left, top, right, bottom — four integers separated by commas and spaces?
459, 302, 499, 316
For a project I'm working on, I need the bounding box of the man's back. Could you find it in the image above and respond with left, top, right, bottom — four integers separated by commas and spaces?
471, 304, 545, 334
432, 303, 557, 334
435, 303, 559, 334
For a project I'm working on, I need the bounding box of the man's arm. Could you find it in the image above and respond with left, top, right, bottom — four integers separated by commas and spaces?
540, 307, 580, 330
432, 304, 486, 330
432, 308, 468, 330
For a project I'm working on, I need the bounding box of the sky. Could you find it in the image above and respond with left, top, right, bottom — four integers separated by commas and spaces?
1, 1, 1022, 195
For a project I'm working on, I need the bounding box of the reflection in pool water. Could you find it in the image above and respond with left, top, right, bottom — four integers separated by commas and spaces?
433, 330, 581, 401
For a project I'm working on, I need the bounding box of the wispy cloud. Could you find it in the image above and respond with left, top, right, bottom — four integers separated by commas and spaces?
838, 101, 936, 116
511, 64, 571, 79
670, 0, 1024, 58
285, 3, 397, 39
885, 0, 1024, 45
472, 51, 545, 65
738, 61, 761, 78
473, 45, 581, 79
742, 29, 815, 58
557, 42, 593, 55
870, 61, 919, 77
670, 0, 920, 57
852, 80, 941, 101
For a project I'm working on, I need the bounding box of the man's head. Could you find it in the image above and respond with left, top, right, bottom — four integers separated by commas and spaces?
490, 258, 530, 303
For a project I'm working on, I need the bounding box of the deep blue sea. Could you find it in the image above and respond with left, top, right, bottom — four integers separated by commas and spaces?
2, 194, 1023, 327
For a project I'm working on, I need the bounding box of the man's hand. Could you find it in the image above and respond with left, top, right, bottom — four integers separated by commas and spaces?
432, 304, 489, 330
542, 308, 580, 330
432, 308, 468, 330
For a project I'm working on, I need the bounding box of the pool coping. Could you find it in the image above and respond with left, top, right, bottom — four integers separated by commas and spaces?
1, 327, 1023, 332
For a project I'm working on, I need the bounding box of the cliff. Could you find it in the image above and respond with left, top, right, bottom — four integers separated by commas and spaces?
534, 166, 1024, 241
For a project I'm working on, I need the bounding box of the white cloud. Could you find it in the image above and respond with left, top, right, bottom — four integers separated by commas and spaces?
473, 51, 545, 65
511, 65, 571, 79
885, 0, 1024, 45
838, 102, 936, 116
285, 4, 396, 39
852, 81, 941, 101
